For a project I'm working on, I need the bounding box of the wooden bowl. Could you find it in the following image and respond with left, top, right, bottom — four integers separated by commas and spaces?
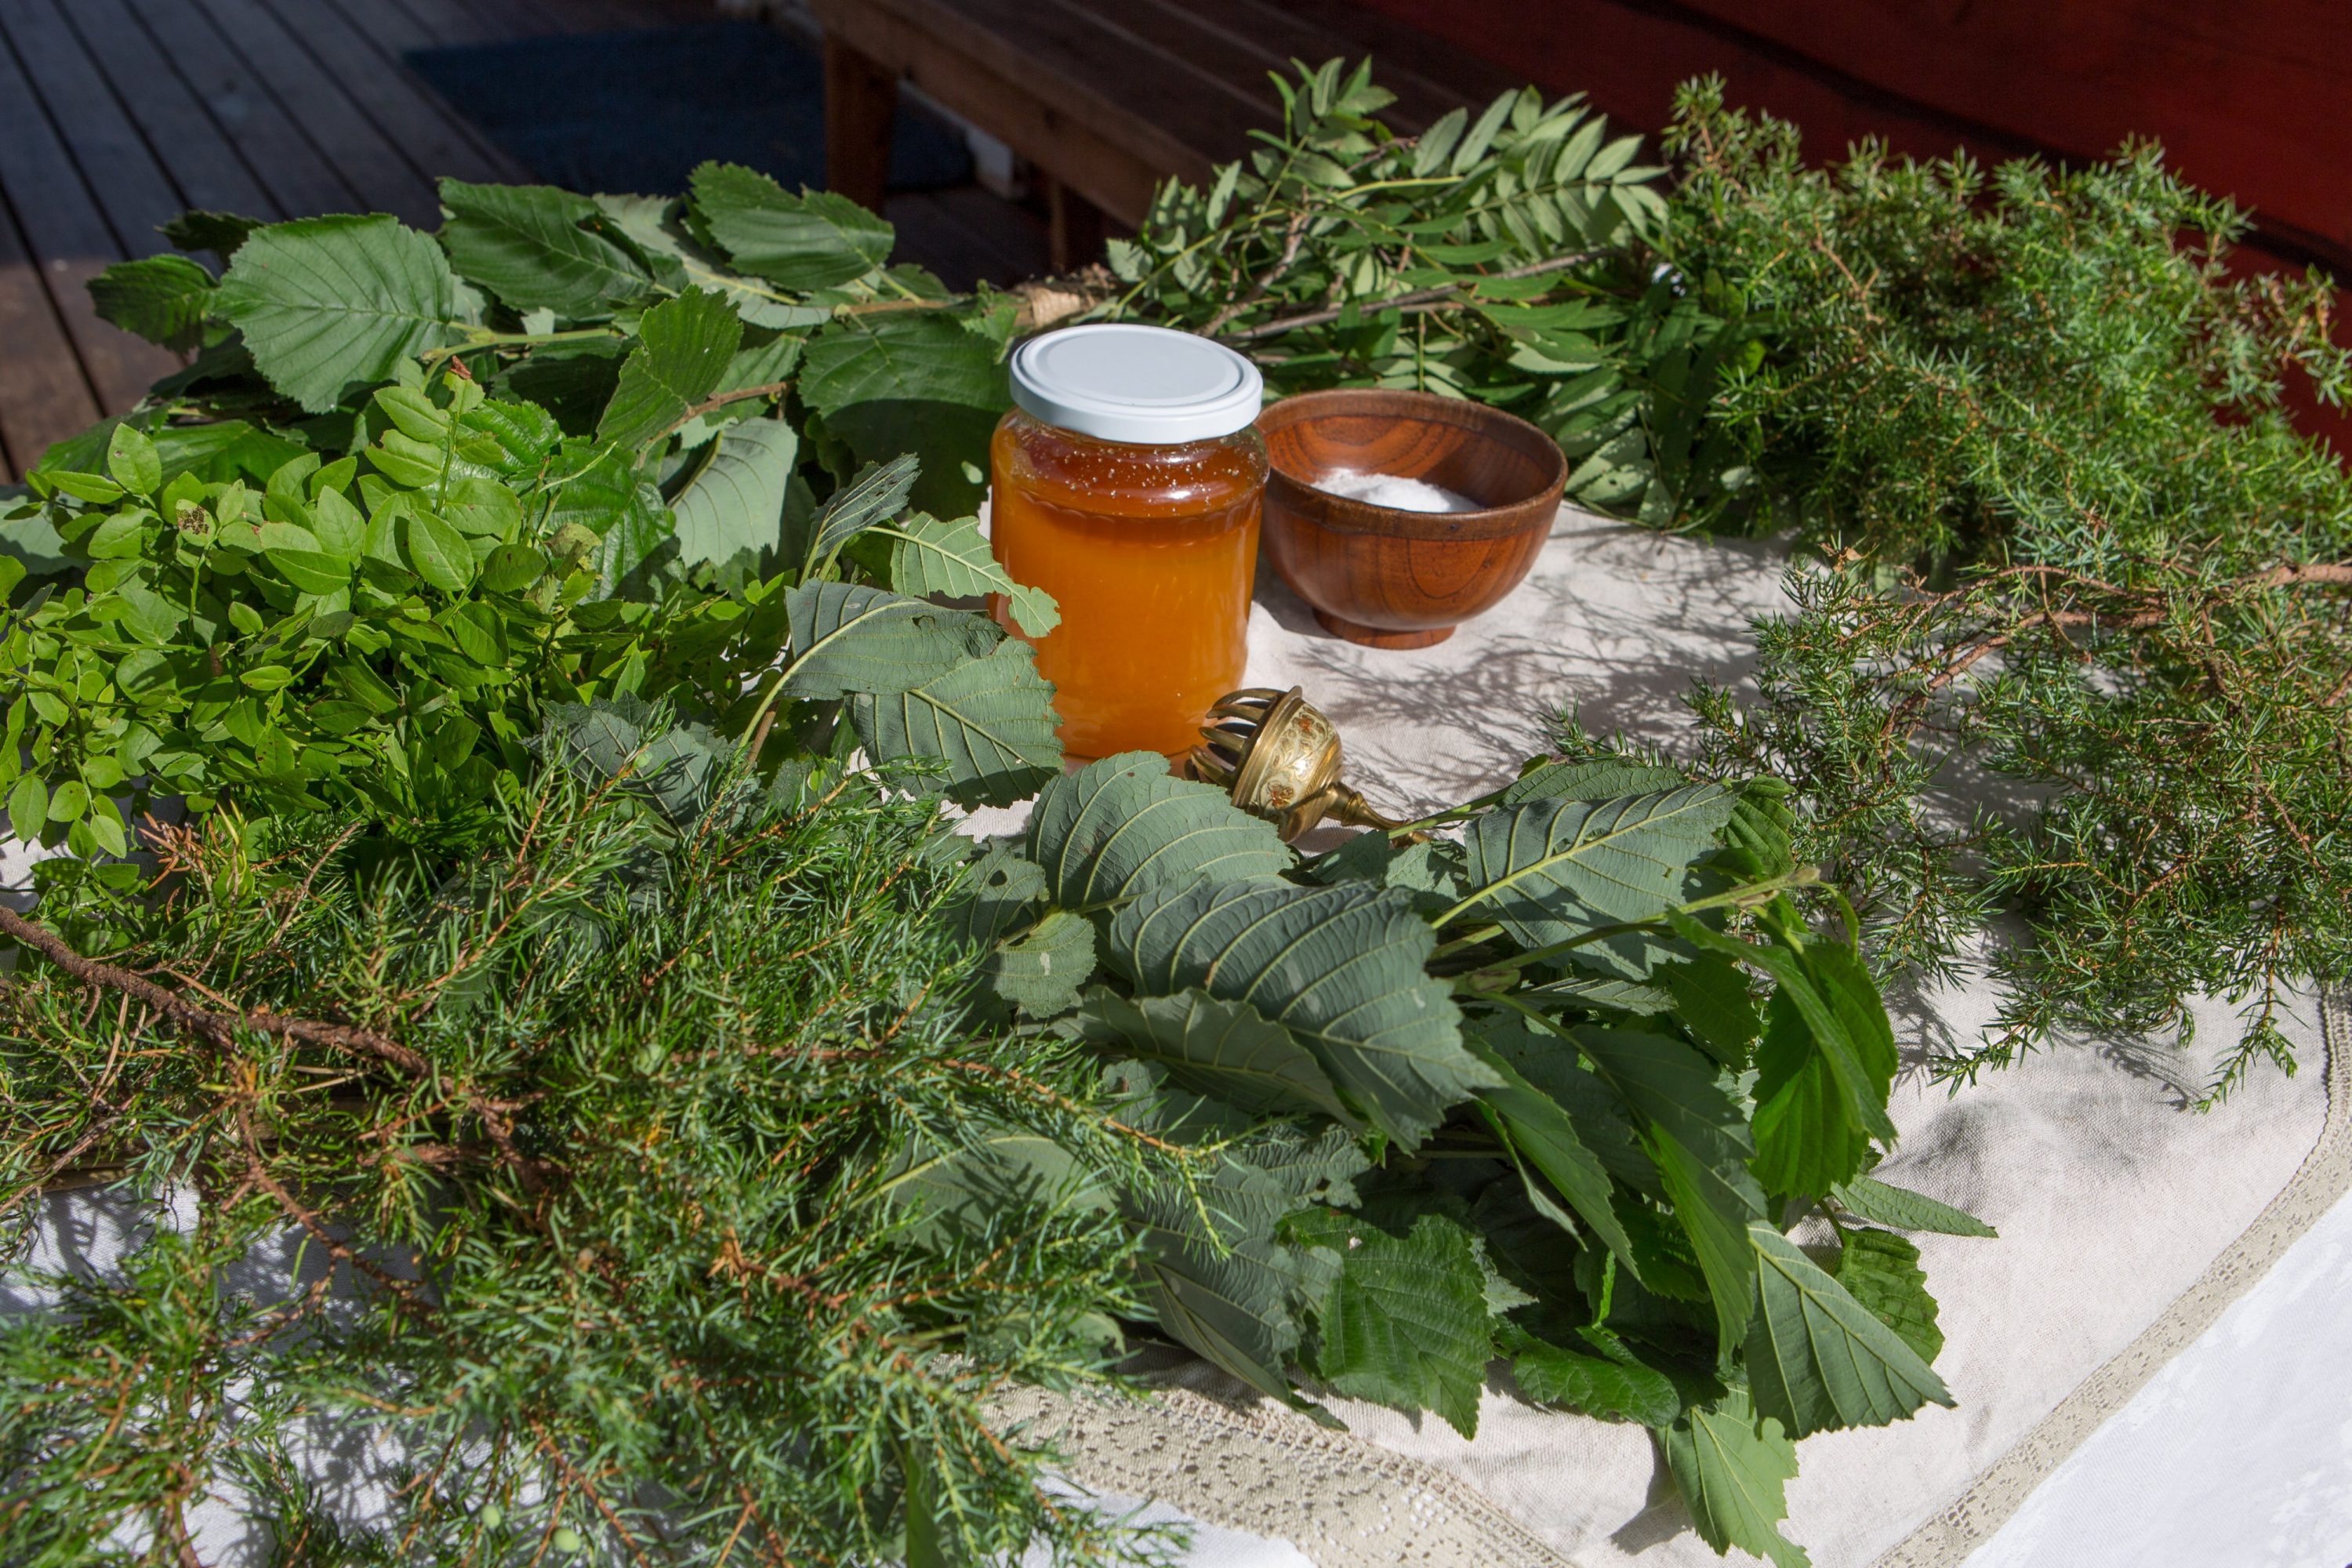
1258, 388, 1567, 648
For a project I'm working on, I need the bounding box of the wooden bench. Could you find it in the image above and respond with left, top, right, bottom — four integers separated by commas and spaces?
806, 0, 1517, 269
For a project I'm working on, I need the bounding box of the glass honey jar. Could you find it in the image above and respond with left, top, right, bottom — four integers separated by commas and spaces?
989, 324, 1267, 760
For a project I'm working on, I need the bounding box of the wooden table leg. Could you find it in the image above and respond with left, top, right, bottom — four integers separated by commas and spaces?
824, 32, 897, 212
1045, 174, 1108, 272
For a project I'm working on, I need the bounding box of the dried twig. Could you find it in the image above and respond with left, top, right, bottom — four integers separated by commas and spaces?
0, 906, 425, 1075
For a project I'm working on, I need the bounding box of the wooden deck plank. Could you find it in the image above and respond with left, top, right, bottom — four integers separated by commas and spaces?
1052, 0, 1286, 129
286, 0, 538, 190
118, 0, 363, 219
0, 203, 101, 477
1265, 0, 1520, 107
0, 26, 177, 416
886, 185, 1048, 292
0, 0, 189, 256
182, 0, 443, 226
388, 0, 559, 47
1151, 0, 1492, 132
321, 0, 539, 186
42, 0, 283, 223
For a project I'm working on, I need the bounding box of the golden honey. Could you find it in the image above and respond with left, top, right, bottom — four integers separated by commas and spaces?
989, 406, 1266, 760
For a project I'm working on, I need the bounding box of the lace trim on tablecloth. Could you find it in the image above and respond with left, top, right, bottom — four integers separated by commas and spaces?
1871, 987, 2352, 1566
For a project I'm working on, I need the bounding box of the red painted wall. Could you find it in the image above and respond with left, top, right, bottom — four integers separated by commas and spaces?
1353, 0, 2352, 274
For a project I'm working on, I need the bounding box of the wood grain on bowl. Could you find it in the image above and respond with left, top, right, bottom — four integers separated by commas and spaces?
1257, 389, 1567, 648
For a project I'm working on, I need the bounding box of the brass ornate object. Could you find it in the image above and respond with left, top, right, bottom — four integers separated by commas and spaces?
1190, 686, 1409, 842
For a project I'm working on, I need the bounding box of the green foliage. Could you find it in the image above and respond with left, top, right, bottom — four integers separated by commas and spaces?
9, 157, 1062, 855
1664, 1389, 1809, 1567
1307, 1213, 1494, 1439
0, 78, 2071, 1562
0, 388, 1056, 856
0, 765, 1157, 1564
956, 744, 1979, 1555
1645, 81, 2352, 1091
1108, 58, 1747, 520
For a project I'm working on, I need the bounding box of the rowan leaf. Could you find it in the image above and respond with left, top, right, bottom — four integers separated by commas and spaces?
214, 216, 463, 412
1077, 989, 1355, 1123
848, 636, 1060, 808
671, 417, 797, 575
1110, 880, 1489, 1148
1025, 752, 1290, 913
1664, 1388, 1809, 1568
596, 287, 742, 450
690, 162, 894, 290
1311, 1214, 1492, 1438
780, 583, 989, 701
1746, 1222, 1952, 1436
437, 179, 654, 316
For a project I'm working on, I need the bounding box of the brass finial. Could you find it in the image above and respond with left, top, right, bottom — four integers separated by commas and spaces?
1190, 686, 1408, 843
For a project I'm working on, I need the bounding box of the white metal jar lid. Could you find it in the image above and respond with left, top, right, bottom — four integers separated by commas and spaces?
1008, 323, 1264, 445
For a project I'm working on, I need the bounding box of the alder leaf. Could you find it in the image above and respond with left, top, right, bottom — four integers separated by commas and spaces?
985, 909, 1095, 1018
1026, 752, 1290, 913
943, 840, 1045, 951
800, 313, 1007, 514
1110, 880, 1490, 1148
436, 179, 654, 316
1751, 987, 1873, 1199
1670, 913, 1899, 1145
780, 583, 991, 701
1831, 1227, 1944, 1364
1664, 1388, 1810, 1568
1746, 1222, 1953, 1437
1501, 758, 1686, 806
215, 216, 464, 412
691, 162, 894, 289
849, 636, 1060, 808
1656, 953, 1762, 1065
877, 1122, 1112, 1249
1311, 1214, 1492, 1439
1124, 1171, 1327, 1411
670, 416, 797, 577
882, 512, 1059, 636
1077, 989, 1356, 1123
1465, 1028, 1639, 1272
805, 453, 919, 575
87, 256, 216, 353
596, 287, 743, 450
1461, 786, 1737, 976
1828, 1175, 1996, 1238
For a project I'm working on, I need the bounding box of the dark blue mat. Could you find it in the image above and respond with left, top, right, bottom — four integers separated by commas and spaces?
408, 22, 971, 198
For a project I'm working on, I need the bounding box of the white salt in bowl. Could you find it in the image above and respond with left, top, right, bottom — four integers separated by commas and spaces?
1256, 387, 1568, 649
